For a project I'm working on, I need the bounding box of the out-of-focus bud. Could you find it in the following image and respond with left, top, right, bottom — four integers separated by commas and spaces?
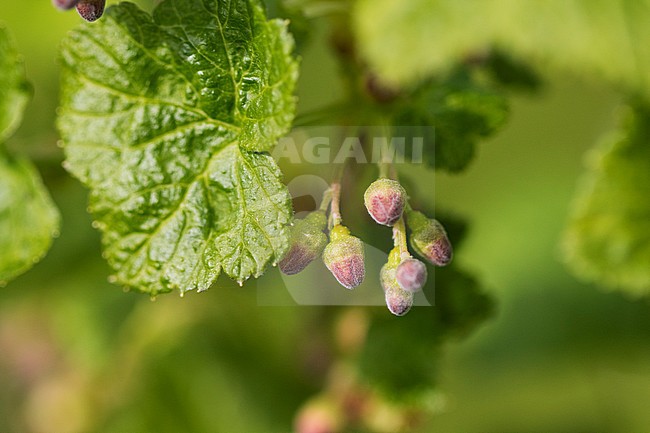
406, 210, 453, 266
52, 0, 80, 10
363, 178, 407, 226
279, 211, 328, 276
385, 284, 413, 316
395, 258, 427, 292
380, 249, 413, 316
323, 225, 365, 289
76, 0, 106, 22
294, 398, 342, 433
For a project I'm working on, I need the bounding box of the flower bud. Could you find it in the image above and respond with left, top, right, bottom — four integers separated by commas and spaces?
323, 225, 365, 289
363, 178, 407, 226
279, 211, 328, 276
407, 210, 453, 266
294, 398, 342, 433
52, 0, 80, 10
76, 0, 106, 22
385, 286, 414, 316
380, 258, 413, 316
395, 258, 427, 292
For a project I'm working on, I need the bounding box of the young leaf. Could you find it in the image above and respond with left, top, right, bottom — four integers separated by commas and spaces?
57, 0, 299, 294
0, 27, 60, 284
354, 0, 650, 97
564, 105, 650, 295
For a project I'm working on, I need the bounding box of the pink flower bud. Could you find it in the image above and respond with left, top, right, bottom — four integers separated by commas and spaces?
76, 0, 106, 22
363, 178, 407, 226
380, 261, 413, 316
323, 225, 365, 289
385, 286, 414, 316
279, 211, 328, 276
395, 258, 427, 292
52, 0, 80, 10
294, 398, 342, 433
407, 210, 453, 266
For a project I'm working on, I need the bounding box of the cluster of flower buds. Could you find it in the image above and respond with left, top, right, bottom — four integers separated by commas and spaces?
364, 177, 452, 316
52, 0, 106, 22
279, 175, 451, 314
279, 194, 365, 291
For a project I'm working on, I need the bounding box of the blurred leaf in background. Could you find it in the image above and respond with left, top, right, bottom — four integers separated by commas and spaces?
564, 104, 650, 295
353, 0, 650, 97
0, 26, 59, 284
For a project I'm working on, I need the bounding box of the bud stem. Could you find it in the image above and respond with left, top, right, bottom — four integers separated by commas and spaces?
327, 157, 346, 229
392, 217, 410, 261
329, 181, 342, 228
319, 188, 332, 212
377, 123, 398, 180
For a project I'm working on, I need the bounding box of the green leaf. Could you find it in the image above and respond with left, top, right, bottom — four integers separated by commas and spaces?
0, 25, 30, 143
482, 50, 542, 93
57, 0, 299, 294
563, 105, 650, 295
0, 156, 60, 284
0, 27, 59, 284
393, 70, 509, 172
354, 0, 650, 97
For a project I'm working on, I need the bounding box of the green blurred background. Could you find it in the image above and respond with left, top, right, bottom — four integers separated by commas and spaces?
2, 1, 650, 433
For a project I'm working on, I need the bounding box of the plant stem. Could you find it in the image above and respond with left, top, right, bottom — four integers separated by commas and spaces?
329, 179, 342, 229
327, 123, 355, 228
377, 123, 397, 180
392, 217, 410, 260
319, 188, 333, 212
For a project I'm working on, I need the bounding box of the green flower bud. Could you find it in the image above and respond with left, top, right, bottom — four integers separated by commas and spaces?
363, 178, 407, 226
407, 210, 453, 266
323, 225, 365, 289
380, 249, 414, 316
279, 211, 328, 276
76, 0, 105, 22
395, 258, 427, 292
